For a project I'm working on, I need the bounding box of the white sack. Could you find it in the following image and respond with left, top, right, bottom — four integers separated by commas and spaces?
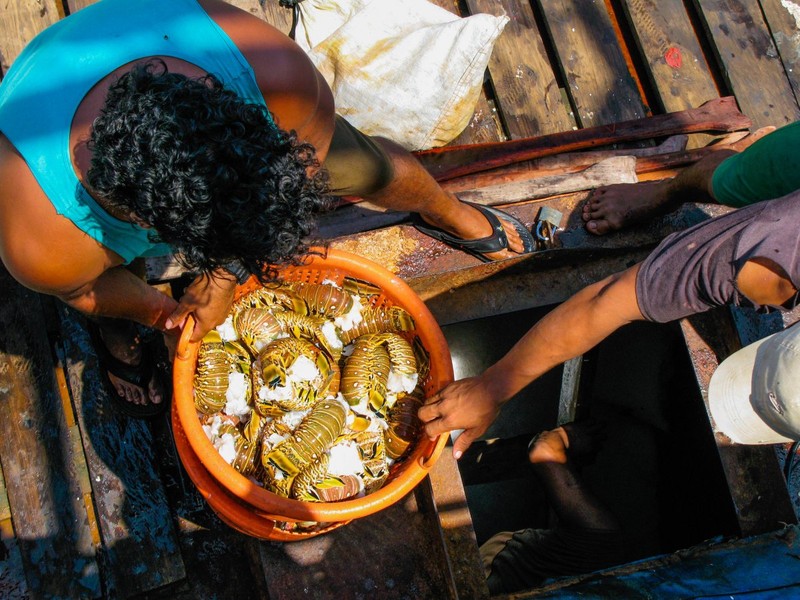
294, 0, 508, 151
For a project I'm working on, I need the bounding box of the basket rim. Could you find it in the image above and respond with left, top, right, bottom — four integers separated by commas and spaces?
173, 247, 452, 522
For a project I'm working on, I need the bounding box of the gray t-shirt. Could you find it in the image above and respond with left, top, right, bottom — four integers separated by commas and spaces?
636, 191, 800, 323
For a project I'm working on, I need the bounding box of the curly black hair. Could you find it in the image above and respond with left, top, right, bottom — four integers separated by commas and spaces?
87, 60, 333, 281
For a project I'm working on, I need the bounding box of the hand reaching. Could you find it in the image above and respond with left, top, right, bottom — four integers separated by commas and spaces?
418, 375, 504, 460
166, 270, 237, 343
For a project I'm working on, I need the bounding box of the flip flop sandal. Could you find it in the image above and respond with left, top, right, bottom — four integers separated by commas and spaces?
413, 200, 536, 262
88, 322, 170, 419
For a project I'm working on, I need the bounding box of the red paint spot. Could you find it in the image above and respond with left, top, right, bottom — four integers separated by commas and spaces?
665, 47, 682, 69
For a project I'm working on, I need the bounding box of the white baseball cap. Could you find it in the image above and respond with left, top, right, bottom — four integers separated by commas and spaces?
708, 323, 800, 444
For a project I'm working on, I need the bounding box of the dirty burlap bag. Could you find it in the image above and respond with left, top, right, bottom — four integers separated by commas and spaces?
291, 0, 509, 151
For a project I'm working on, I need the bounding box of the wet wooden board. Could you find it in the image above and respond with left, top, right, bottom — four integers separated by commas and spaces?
466, 0, 576, 137
0, 462, 28, 599
0, 270, 100, 599
0, 0, 63, 74
536, 0, 648, 127
56, 306, 186, 598
692, 0, 800, 128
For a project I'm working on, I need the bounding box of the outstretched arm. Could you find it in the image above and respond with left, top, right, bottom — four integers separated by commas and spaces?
419, 264, 645, 458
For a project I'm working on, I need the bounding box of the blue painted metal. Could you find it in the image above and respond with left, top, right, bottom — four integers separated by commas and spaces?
521, 526, 800, 599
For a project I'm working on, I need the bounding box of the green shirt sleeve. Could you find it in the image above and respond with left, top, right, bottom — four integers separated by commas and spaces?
711, 121, 800, 208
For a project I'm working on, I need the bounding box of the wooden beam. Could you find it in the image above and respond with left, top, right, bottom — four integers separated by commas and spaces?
415, 96, 751, 180
55, 308, 186, 597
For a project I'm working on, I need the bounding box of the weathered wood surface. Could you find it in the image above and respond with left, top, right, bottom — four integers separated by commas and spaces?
537, 0, 647, 127
0, 269, 100, 599
415, 96, 751, 180
56, 307, 186, 598
760, 0, 800, 104
692, 0, 800, 128
466, 0, 576, 137
620, 0, 719, 114
0, 0, 62, 75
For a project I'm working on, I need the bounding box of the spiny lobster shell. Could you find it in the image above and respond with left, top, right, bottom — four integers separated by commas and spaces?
290, 282, 354, 318
256, 337, 337, 412
384, 388, 425, 460
339, 305, 416, 345
341, 334, 391, 409
194, 331, 251, 415
263, 397, 349, 496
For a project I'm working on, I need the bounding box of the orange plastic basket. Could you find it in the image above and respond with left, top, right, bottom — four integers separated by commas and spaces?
172, 248, 452, 540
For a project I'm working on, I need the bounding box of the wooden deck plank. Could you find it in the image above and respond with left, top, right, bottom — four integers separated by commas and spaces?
466, 0, 576, 137
759, 0, 800, 107
0, 461, 29, 600
536, 0, 647, 127
691, 0, 800, 128
0, 270, 100, 599
0, 0, 63, 75
56, 307, 186, 598
618, 0, 720, 148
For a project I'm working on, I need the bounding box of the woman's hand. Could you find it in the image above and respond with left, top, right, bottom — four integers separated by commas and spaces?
418, 374, 505, 460
165, 270, 237, 342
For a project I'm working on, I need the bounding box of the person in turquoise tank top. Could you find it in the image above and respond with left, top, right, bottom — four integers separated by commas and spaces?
0, 0, 534, 417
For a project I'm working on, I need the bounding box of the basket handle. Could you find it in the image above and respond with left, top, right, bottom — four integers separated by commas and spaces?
176, 314, 197, 362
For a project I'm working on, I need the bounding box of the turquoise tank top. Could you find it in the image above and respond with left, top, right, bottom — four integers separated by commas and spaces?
0, 0, 270, 263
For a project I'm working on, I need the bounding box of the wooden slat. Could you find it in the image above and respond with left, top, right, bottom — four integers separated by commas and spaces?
691, 0, 800, 128
0, 0, 62, 73
0, 461, 28, 600
56, 307, 186, 598
536, 0, 647, 126
466, 0, 576, 137
0, 270, 100, 599
618, 0, 720, 148
415, 96, 750, 181
619, 0, 719, 112
759, 0, 800, 107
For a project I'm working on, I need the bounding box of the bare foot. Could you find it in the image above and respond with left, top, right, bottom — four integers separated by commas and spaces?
582, 180, 674, 235
582, 126, 777, 236
528, 420, 606, 465
97, 323, 165, 408
528, 427, 571, 464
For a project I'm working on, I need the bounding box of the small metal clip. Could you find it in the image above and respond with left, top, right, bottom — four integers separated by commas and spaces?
533, 206, 563, 250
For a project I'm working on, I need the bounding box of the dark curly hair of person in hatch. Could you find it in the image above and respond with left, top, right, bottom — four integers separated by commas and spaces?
87, 60, 332, 281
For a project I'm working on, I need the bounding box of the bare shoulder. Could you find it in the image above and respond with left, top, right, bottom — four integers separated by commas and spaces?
198, 0, 335, 151
0, 134, 111, 296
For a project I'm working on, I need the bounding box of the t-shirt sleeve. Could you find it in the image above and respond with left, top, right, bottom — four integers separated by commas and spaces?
711, 122, 800, 208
